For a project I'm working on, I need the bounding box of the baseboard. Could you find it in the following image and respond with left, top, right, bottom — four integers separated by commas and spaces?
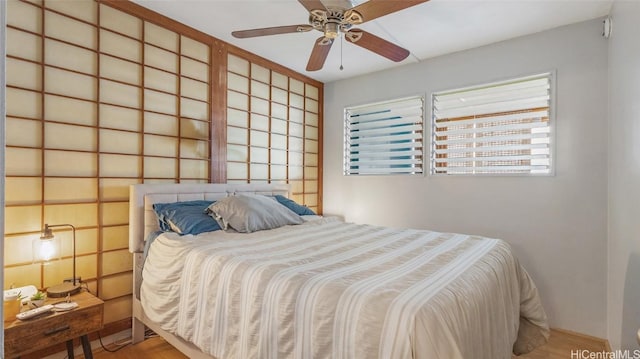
21, 318, 132, 359
605, 340, 612, 352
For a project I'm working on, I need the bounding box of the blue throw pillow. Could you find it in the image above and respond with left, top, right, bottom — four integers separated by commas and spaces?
273, 195, 316, 216
152, 200, 221, 235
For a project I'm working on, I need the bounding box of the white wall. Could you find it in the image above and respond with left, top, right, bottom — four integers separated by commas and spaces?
324, 19, 609, 337
607, 1, 640, 350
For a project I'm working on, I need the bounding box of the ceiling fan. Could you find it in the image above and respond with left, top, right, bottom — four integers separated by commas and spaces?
231, 0, 429, 71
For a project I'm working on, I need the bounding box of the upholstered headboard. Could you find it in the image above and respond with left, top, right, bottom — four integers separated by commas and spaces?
128, 183, 291, 253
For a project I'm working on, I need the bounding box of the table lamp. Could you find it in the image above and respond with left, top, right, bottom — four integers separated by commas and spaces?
34, 223, 81, 297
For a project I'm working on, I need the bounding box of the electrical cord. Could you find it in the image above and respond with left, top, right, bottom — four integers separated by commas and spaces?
45, 284, 147, 355
98, 330, 131, 353
99, 328, 157, 352
67, 286, 162, 352
78, 285, 132, 352
59, 326, 152, 355
81, 282, 91, 293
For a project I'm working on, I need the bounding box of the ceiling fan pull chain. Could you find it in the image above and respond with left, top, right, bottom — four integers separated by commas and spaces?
340, 34, 344, 71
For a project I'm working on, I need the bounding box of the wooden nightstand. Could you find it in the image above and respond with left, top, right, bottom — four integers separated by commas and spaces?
4, 291, 104, 359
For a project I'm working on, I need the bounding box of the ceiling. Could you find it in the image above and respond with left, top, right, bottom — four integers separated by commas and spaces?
132, 0, 613, 83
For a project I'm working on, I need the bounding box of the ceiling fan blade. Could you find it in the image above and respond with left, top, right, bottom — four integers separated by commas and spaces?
298, 0, 327, 13
345, 29, 410, 62
232, 25, 312, 39
350, 0, 429, 23
306, 37, 334, 71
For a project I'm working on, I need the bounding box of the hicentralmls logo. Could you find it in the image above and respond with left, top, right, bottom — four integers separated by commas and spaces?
571, 350, 640, 359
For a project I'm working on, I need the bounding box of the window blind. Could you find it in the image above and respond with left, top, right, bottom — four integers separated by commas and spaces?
431, 73, 552, 175
344, 96, 423, 175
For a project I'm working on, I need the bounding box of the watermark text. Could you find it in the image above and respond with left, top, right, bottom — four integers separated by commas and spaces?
571, 350, 640, 359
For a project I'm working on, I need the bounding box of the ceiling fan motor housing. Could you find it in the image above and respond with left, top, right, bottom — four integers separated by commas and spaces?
309, 8, 362, 40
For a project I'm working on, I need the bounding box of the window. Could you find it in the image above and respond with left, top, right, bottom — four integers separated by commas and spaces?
344, 96, 424, 175
431, 73, 552, 175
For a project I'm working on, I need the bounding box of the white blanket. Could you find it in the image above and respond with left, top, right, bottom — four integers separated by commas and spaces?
141, 217, 549, 359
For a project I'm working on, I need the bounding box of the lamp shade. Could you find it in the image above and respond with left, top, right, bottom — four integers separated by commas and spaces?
32, 234, 60, 263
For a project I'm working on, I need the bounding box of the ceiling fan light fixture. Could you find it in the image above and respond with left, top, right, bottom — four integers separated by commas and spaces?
324, 22, 340, 39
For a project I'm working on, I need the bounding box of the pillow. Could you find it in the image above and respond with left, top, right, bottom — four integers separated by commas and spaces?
206, 193, 303, 233
152, 200, 221, 235
273, 195, 316, 216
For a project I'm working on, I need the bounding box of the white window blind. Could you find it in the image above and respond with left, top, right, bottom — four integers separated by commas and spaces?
344, 96, 423, 175
431, 73, 552, 175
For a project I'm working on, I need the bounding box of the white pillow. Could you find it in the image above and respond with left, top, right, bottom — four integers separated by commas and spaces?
206, 193, 303, 233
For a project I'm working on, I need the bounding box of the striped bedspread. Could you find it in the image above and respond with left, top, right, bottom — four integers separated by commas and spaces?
140, 217, 549, 359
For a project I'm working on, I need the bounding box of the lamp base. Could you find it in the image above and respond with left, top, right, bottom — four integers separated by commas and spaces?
46, 282, 81, 298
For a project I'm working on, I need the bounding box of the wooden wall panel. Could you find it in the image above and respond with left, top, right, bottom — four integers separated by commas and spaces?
4, 0, 211, 324
4, 0, 323, 328
225, 52, 323, 211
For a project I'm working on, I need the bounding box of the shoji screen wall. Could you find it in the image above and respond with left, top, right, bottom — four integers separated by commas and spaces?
4, 0, 323, 333
4, 0, 211, 325
226, 53, 322, 212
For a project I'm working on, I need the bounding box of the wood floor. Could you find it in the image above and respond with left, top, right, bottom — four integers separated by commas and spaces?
90, 328, 608, 359
517, 329, 609, 359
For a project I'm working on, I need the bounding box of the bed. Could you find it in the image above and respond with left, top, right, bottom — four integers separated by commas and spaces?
129, 183, 549, 359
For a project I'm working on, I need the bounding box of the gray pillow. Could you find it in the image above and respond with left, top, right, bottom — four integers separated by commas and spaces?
205, 193, 303, 233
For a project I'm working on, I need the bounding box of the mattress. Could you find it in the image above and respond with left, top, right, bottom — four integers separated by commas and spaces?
141, 217, 549, 359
